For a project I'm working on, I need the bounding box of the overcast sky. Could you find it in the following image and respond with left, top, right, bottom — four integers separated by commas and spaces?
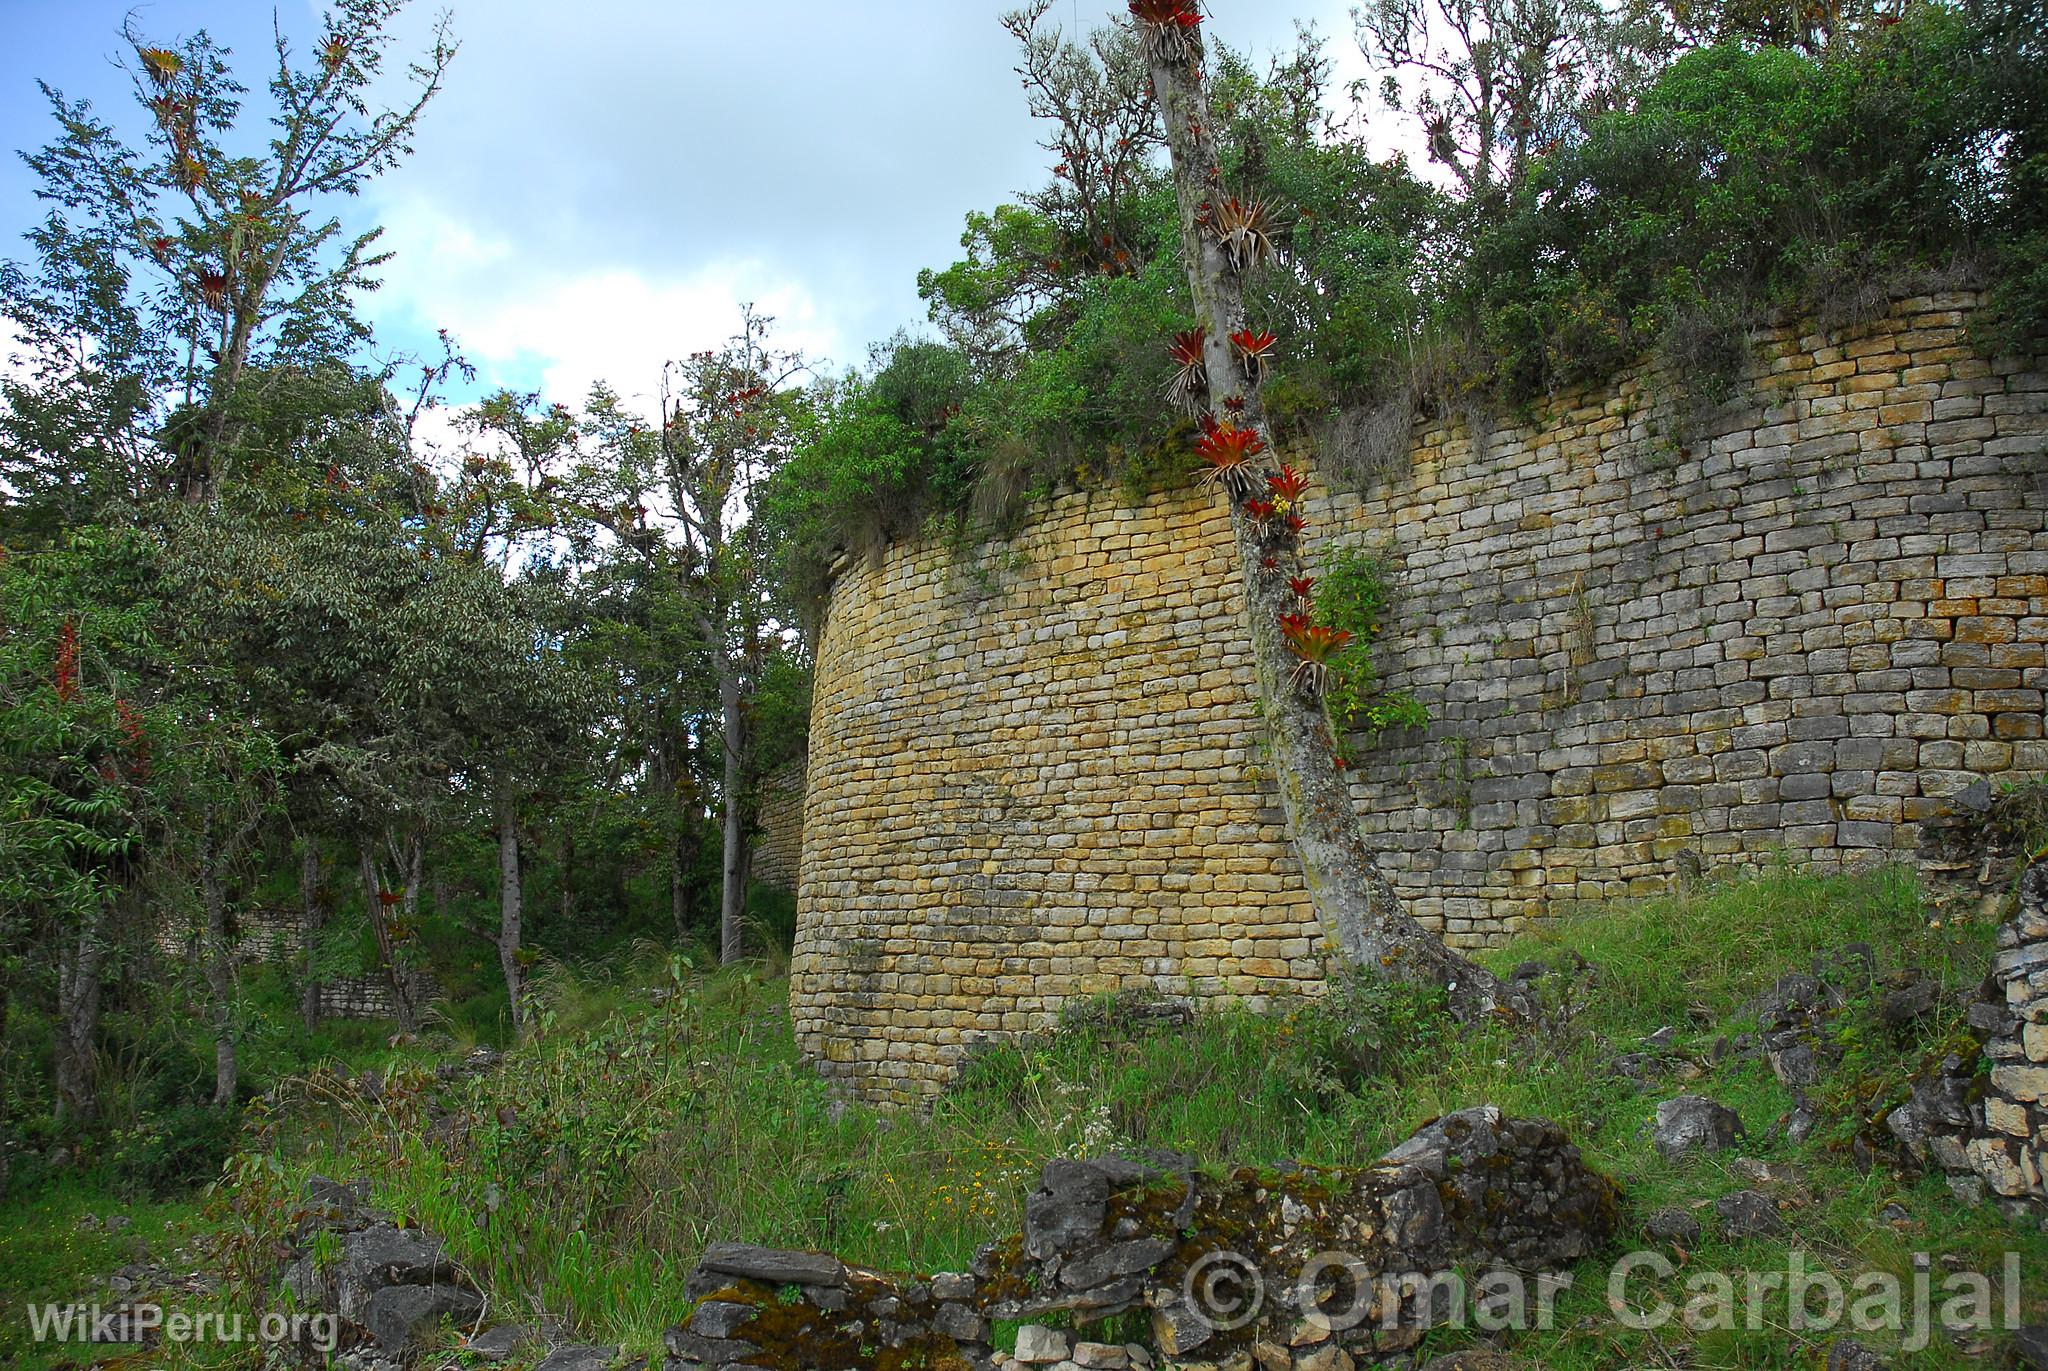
1, 0, 1378, 416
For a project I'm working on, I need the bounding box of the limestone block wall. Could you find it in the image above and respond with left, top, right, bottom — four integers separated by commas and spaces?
314, 971, 440, 1022
791, 488, 1321, 1105
753, 764, 807, 892
1318, 290, 2048, 939
791, 291, 2048, 1104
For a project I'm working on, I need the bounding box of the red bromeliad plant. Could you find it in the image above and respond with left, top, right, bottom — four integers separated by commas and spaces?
196, 269, 229, 312
1243, 497, 1276, 526
1268, 464, 1309, 505
1128, 0, 1203, 63
1166, 327, 1207, 416
1280, 618, 1354, 698
1195, 417, 1264, 497
1231, 328, 1278, 384
1289, 575, 1316, 608
1209, 196, 1276, 273
139, 47, 184, 86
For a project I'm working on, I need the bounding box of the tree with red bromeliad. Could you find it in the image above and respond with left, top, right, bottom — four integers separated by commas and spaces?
1128, 0, 1531, 1020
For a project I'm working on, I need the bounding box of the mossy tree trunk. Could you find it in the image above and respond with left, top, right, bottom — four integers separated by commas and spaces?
1138, 15, 1529, 1021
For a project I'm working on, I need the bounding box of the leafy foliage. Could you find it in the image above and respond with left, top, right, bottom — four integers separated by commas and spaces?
778, 3, 2046, 588
1313, 543, 1429, 735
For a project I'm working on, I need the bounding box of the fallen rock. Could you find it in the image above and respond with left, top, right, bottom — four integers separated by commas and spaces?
930, 1272, 976, 1302
1653, 1096, 1745, 1162
1714, 1190, 1786, 1240
344, 1224, 454, 1296
1025, 1161, 1112, 1260
1826, 1339, 1888, 1370
361, 1282, 485, 1354
932, 1302, 987, 1342
1295, 1345, 1354, 1371
1015, 1325, 1072, 1364
464, 1325, 531, 1361
695, 1243, 845, 1289
1642, 1208, 1702, 1246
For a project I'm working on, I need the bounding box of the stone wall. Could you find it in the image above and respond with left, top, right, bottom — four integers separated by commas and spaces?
1320, 291, 2048, 938
154, 906, 300, 965
753, 764, 807, 892
314, 972, 440, 1023
791, 290, 2048, 1104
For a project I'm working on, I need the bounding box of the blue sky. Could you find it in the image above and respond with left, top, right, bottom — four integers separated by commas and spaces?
1, 0, 1371, 419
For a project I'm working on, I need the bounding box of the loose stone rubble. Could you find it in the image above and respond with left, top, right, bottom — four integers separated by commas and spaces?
659, 1107, 1619, 1371
271, 1176, 538, 1370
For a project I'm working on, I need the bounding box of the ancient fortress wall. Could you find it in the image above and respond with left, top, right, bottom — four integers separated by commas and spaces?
791, 291, 2048, 1105
753, 764, 807, 892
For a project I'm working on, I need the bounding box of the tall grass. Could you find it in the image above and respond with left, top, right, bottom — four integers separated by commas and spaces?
230, 865, 2041, 1368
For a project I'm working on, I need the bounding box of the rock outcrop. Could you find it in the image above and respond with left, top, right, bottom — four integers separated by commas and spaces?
661, 1108, 1619, 1371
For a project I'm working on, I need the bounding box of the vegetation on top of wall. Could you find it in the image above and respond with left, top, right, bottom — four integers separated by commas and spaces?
766, 0, 2048, 605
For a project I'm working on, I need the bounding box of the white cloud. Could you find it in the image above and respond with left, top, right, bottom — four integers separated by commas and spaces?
365, 195, 843, 416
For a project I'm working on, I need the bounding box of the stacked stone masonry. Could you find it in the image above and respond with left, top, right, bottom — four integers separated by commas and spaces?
314, 972, 440, 1023
753, 763, 808, 892
791, 291, 2048, 1105
1971, 860, 2048, 1212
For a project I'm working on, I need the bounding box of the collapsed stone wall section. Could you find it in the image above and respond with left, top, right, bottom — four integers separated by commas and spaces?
315, 971, 441, 1023
660, 1108, 1619, 1371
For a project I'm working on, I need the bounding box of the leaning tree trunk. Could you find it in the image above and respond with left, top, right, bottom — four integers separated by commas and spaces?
717, 662, 748, 966
298, 841, 324, 1030
494, 778, 526, 1039
201, 830, 238, 1108
1138, 14, 1527, 1020
53, 913, 105, 1125
359, 845, 420, 1034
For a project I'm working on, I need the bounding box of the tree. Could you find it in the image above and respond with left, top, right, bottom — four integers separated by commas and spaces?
0, 1, 452, 512
1132, 0, 1529, 1020
0, 541, 146, 1125
923, 5, 1169, 365
1354, 0, 1664, 194
573, 313, 807, 965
